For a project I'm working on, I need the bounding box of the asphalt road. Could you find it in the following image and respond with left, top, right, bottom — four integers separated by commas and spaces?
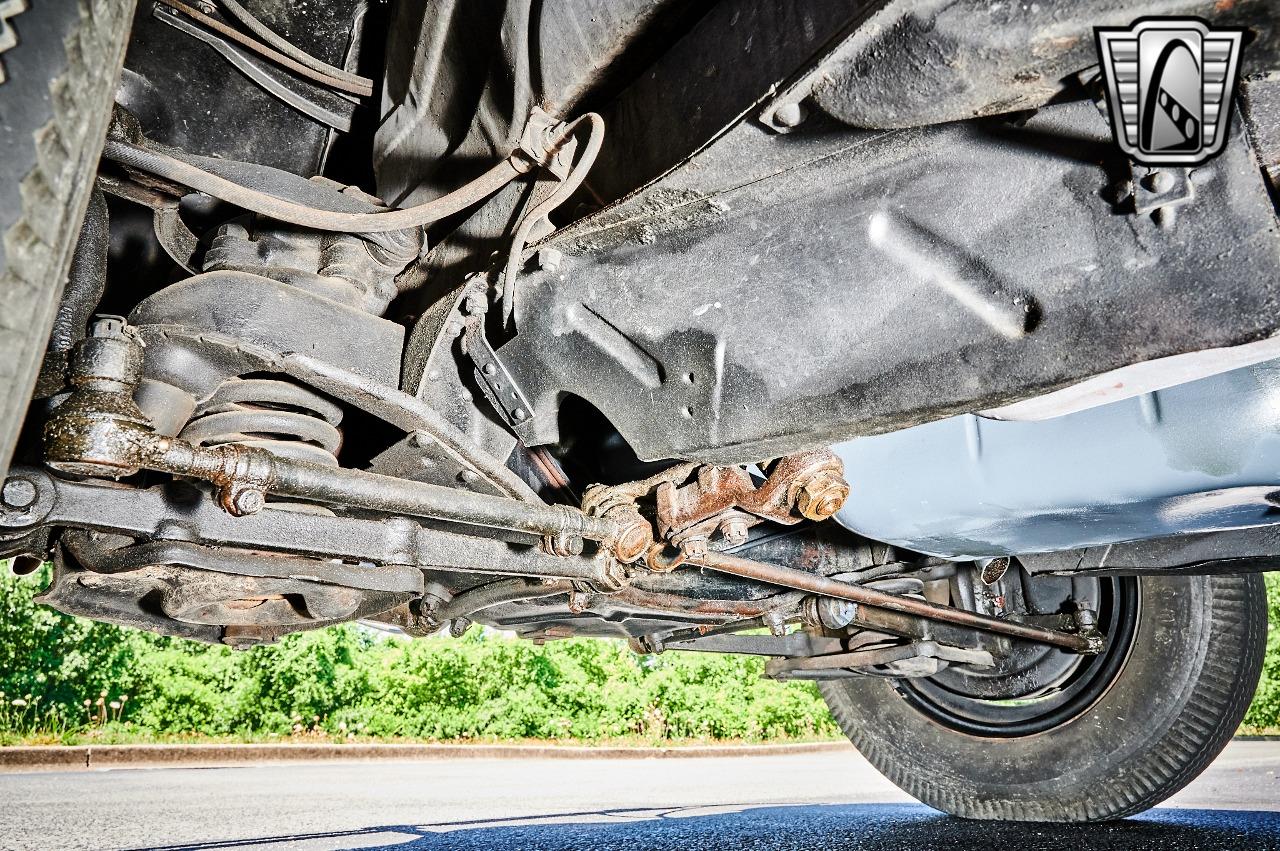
3, 741, 1280, 851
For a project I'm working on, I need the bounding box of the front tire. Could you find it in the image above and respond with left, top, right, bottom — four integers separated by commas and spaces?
820, 573, 1266, 822
0, 0, 135, 478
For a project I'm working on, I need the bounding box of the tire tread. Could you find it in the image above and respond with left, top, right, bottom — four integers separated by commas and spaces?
821, 574, 1267, 821
0, 0, 134, 477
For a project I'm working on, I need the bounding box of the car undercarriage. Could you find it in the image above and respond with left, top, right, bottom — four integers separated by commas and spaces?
1, 0, 1278, 822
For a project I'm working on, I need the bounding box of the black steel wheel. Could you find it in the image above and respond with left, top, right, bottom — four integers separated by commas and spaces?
819, 573, 1266, 822
897, 575, 1140, 737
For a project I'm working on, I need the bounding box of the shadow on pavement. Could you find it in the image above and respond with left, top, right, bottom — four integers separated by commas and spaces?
125, 802, 1280, 850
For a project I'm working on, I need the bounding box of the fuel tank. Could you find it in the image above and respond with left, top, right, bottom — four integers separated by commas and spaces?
830, 359, 1280, 559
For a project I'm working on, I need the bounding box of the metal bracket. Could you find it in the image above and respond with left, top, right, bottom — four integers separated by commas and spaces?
658, 631, 844, 657
1129, 165, 1196, 225
765, 640, 995, 680
517, 107, 577, 179
64, 534, 424, 594
465, 320, 536, 432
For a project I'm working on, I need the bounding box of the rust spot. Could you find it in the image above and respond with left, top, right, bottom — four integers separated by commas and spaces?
1031, 35, 1081, 59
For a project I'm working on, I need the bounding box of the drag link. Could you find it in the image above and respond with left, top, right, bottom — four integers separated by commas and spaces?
690, 551, 1103, 654
42, 318, 625, 556
145, 436, 621, 544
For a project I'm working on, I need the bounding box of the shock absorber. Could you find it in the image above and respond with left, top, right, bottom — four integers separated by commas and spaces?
116, 206, 419, 507
180, 377, 343, 468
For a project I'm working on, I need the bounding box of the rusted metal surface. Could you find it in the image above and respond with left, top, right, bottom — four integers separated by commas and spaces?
37, 318, 650, 611
607, 587, 798, 619
580, 451, 851, 568
53, 532, 413, 646
692, 551, 1102, 654
654, 451, 849, 554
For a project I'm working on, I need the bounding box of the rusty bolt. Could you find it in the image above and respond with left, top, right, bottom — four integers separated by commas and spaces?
763, 610, 788, 637
1, 477, 37, 510
567, 590, 589, 614
1075, 604, 1099, 632
596, 555, 629, 590
680, 536, 710, 560
542, 532, 584, 557
228, 488, 265, 516
719, 517, 750, 546
608, 507, 653, 563
795, 472, 850, 521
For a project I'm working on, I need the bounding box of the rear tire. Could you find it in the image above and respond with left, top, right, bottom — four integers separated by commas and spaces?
0, 0, 135, 477
819, 573, 1267, 821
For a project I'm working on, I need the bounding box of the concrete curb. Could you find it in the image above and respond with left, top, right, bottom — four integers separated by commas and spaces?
0, 741, 852, 772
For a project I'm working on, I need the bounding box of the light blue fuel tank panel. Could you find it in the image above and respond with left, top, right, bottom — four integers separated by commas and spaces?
830, 360, 1280, 559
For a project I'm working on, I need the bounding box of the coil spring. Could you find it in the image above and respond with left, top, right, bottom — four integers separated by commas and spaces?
181, 377, 343, 467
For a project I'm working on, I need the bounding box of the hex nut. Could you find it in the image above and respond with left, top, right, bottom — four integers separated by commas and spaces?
719, 517, 750, 546
795, 472, 850, 521
680, 536, 710, 560
542, 532, 584, 557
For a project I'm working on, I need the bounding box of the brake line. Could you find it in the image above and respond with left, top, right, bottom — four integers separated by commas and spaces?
501, 112, 605, 326
101, 138, 526, 233
216, 0, 373, 92
161, 0, 373, 96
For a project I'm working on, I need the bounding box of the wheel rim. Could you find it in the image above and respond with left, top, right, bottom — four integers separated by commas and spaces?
896, 576, 1140, 737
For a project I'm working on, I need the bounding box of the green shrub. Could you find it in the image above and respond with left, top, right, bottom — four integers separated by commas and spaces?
7, 564, 1277, 742
1244, 572, 1280, 729
0, 567, 838, 741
